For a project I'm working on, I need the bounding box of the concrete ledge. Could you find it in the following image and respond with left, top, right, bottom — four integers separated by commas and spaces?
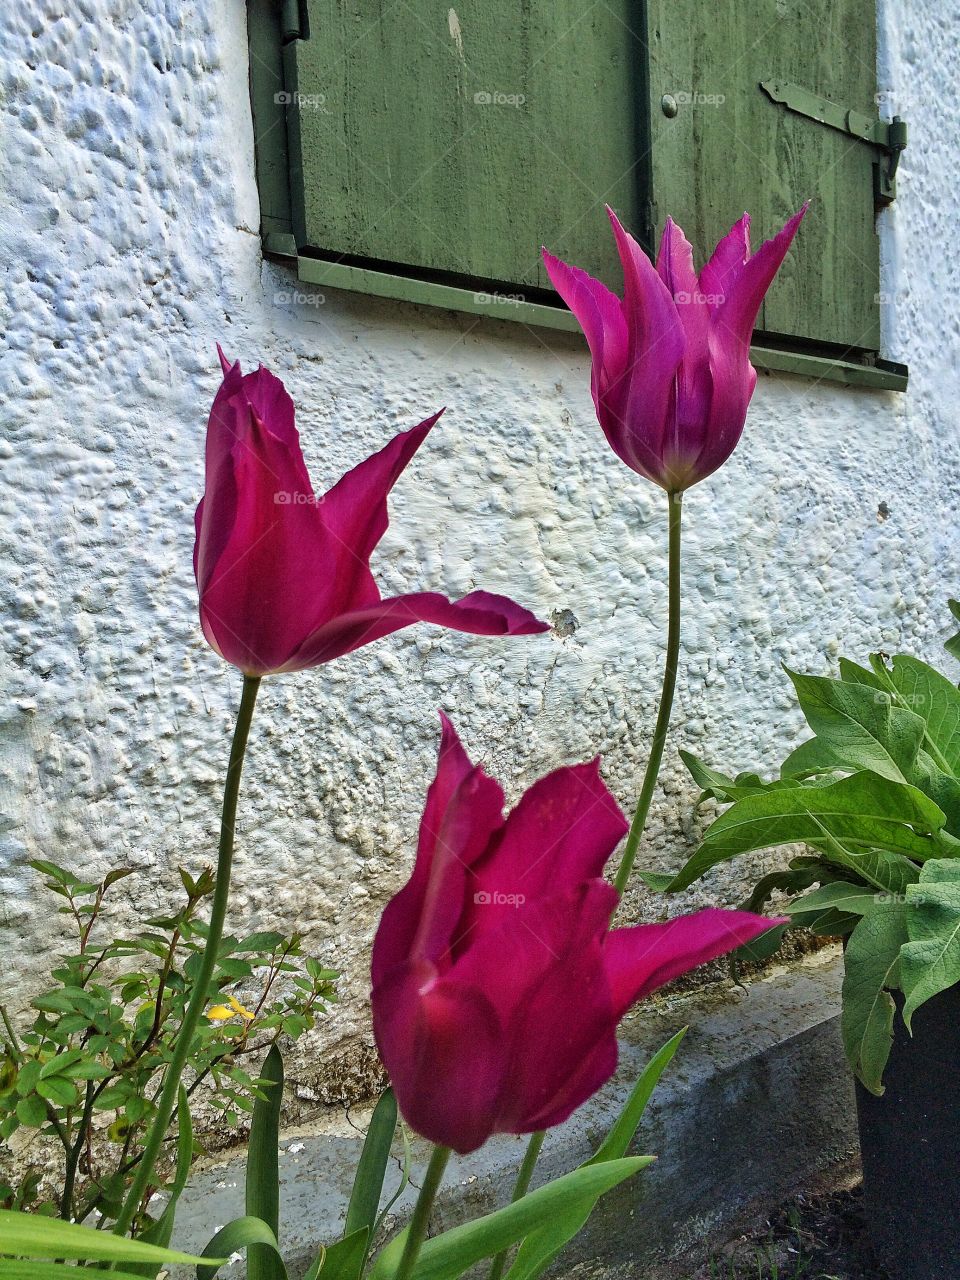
173, 949, 856, 1276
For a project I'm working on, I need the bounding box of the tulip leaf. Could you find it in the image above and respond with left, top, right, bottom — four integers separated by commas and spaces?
197, 1217, 287, 1280
667, 772, 949, 893
0, 1266, 181, 1280
307, 1230, 369, 1280
947, 600, 960, 663
900, 860, 960, 1030
368, 1159, 649, 1280
841, 903, 908, 1094
500, 1032, 684, 1280
344, 1088, 398, 1254
245, 1046, 285, 1280
0, 1209, 222, 1267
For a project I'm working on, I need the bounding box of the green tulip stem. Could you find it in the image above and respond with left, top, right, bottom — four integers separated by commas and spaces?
615, 490, 683, 895
113, 673, 262, 1237
395, 1144, 452, 1280
487, 1129, 546, 1280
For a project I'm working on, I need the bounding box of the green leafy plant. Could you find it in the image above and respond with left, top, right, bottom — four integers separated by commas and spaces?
656, 615, 960, 1094
0, 860, 336, 1227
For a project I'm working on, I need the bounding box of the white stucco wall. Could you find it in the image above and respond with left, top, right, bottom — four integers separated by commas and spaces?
1, 0, 958, 1101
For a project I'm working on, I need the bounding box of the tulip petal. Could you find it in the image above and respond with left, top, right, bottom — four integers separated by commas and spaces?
656, 217, 713, 477
317, 412, 443, 615
696, 204, 808, 484
450, 881, 620, 1133
371, 715, 505, 987
698, 213, 751, 313
457, 760, 627, 947
541, 248, 628, 406
603, 208, 686, 483
371, 961, 503, 1154
281, 589, 549, 670
604, 908, 787, 1017
195, 381, 333, 675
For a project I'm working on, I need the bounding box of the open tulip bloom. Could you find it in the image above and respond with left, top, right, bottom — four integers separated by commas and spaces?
194, 349, 548, 676
543, 205, 807, 493
371, 715, 782, 1155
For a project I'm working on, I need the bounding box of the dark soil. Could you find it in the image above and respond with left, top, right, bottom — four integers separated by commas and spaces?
685, 1184, 889, 1280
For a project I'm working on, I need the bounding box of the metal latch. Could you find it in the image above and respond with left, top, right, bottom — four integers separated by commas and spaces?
760, 79, 907, 206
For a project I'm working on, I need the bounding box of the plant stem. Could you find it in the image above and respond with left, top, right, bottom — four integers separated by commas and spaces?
614, 490, 683, 895
112, 674, 262, 1237
487, 1130, 545, 1280
394, 1145, 451, 1280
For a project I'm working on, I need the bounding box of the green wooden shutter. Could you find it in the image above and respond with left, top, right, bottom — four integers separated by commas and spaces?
283, 0, 644, 296
645, 0, 891, 355
248, 0, 906, 388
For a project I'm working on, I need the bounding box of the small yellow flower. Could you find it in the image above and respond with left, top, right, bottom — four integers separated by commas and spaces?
207, 994, 255, 1023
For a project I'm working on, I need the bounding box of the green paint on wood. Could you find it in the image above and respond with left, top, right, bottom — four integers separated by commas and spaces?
285, 0, 643, 294
645, 0, 882, 351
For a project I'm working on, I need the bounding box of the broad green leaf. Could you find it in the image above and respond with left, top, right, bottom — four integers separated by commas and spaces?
246, 1046, 285, 1280
837, 657, 885, 688
128, 1088, 195, 1275
784, 883, 887, 917
780, 736, 847, 780
368, 1160, 650, 1280
947, 600, 960, 662
841, 905, 908, 1095
668, 772, 947, 892
344, 1088, 398, 1264
901, 859, 960, 1029
679, 752, 786, 803
311, 1230, 369, 1280
741, 865, 834, 914
198, 1217, 287, 1280
867, 654, 960, 777
503, 1032, 684, 1280
786, 669, 925, 782
34, 1078, 79, 1108
729, 922, 790, 966
0, 1210, 221, 1266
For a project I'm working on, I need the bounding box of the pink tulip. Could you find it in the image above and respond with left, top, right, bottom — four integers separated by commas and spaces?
543, 205, 807, 492
371, 716, 783, 1154
194, 351, 549, 675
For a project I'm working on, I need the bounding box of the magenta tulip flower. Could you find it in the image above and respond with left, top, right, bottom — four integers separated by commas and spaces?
543, 204, 807, 492
194, 350, 549, 675
370, 715, 783, 1154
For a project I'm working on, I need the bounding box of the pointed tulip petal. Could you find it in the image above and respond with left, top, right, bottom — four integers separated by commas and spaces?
318, 412, 442, 614
603, 207, 686, 483
656, 217, 713, 474
699, 213, 751, 312
542, 248, 628, 407
604, 908, 787, 1017
458, 760, 627, 944
371, 715, 505, 987
283, 589, 549, 670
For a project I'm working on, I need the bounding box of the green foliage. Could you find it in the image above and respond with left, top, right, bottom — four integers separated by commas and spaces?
0, 1206, 222, 1267
661, 625, 960, 1094
0, 861, 336, 1228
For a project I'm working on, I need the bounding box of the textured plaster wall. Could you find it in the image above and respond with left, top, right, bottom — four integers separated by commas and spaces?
1, 0, 959, 1103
